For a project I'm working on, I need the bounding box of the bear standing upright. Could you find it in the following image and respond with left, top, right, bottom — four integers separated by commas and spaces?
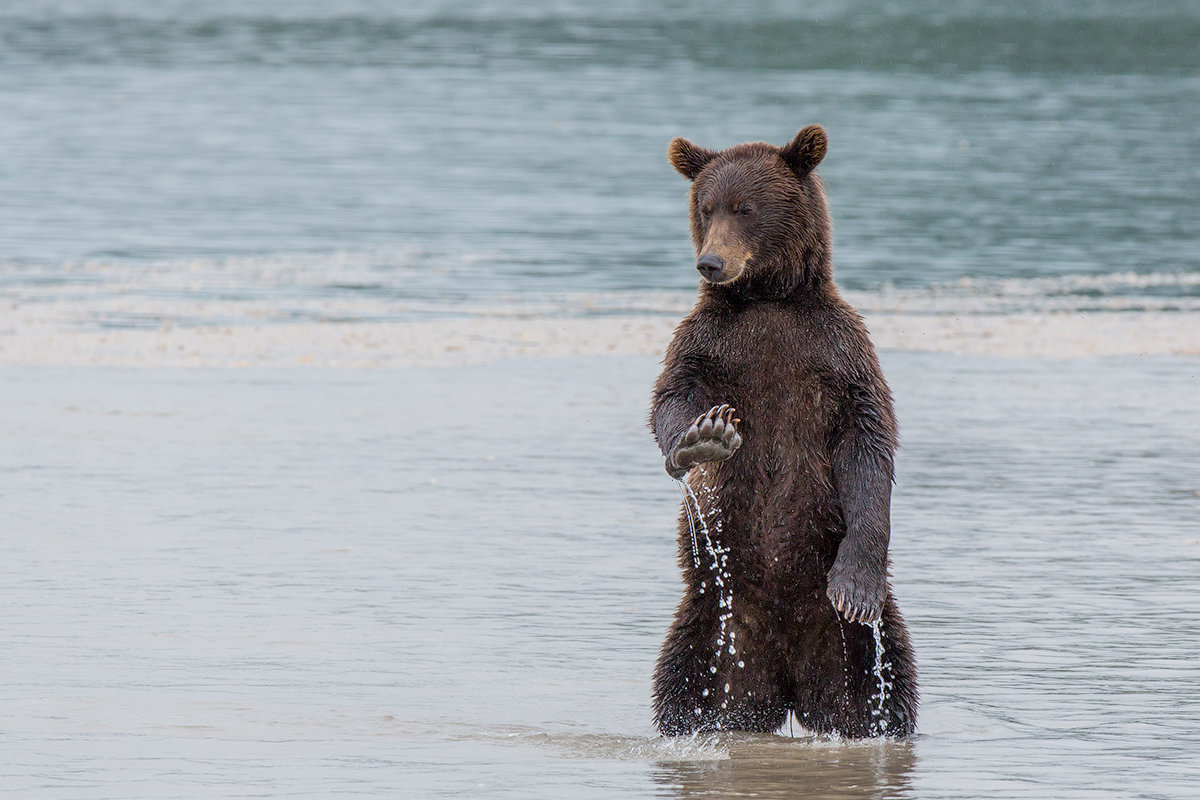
650, 126, 918, 738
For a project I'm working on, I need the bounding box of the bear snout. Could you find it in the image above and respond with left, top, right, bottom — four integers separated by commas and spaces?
697, 217, 751, 284
697, 253, 725, 281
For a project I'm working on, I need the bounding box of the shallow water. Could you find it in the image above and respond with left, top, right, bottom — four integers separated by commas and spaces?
3, 1, 1198, 367
2, 0, 1198, 300
2, 354, 1198, 797
2, 0, 1198, 795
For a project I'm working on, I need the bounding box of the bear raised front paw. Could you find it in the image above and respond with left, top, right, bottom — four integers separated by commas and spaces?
666, 404, 743, 479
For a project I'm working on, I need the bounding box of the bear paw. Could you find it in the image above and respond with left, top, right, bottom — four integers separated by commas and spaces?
666, 404, 743, 479
827, 563, 886, 624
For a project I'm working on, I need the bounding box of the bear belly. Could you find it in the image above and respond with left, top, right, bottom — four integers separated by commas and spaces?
691, 432, 845, 580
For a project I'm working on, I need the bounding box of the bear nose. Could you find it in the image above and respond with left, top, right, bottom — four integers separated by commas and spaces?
697, 254, 725, 281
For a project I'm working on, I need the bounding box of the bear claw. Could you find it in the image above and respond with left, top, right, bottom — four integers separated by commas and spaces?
827, 569, 885, 624
667, 405, 743, 479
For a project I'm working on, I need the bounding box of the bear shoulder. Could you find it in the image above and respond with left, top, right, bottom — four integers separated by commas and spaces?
810, 296, 884, 382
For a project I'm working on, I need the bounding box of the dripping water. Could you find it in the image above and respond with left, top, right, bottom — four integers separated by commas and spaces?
677, 474, 738, 713
835, 613, 852, 703
866, 619, 894, 736
675, 478, 700, 569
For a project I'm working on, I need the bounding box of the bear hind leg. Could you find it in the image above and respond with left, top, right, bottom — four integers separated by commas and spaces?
654, 614, 788, 735
792, 599, 918, 739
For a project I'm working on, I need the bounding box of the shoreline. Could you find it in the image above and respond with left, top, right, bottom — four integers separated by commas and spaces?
1, 310, 1198, 367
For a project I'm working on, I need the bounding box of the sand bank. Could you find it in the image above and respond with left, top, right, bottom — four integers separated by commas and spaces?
1, 310, 1197, 367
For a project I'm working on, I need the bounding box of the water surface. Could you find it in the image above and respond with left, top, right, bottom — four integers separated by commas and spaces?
2, 355, 1198, 797
2, 0, 1197, 301
2, 1, 1198, 796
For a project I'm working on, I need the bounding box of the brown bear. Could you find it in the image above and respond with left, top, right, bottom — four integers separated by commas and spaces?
650, 126, 918, 738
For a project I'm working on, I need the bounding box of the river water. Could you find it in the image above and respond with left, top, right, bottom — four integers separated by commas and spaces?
2, 1, 1198, 797
3, 356, 1198, 798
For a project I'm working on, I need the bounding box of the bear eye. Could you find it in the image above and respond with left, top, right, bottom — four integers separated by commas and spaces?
700, 205, 713, 219
736, 203, 753, 216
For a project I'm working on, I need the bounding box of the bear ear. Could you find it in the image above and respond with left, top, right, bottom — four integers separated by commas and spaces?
667, 138, 717, 180
780, 125, 827, 177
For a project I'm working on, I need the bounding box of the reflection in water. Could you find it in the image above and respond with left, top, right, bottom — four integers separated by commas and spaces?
652, 735, 916, 800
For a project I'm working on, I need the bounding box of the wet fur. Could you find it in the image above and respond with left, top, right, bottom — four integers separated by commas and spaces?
650, 127, 918, 737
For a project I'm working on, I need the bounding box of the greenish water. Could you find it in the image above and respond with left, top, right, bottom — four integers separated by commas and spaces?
2, 0, 1197, 302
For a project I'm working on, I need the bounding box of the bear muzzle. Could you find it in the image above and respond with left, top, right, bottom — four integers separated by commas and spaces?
697, 254, 725, 281
697, 217, 751, 284
697, 250, 752, 284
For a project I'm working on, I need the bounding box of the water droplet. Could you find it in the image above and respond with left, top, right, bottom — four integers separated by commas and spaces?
676, 479, 702, 569
867, 619, 891, 736
677, 477, 739, 704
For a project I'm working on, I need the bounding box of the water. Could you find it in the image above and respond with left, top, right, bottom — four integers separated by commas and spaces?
2, 355, 1198, 797
2, 0, 1198, 299
679, 474, 738, 710
676, 479, 701, 569
2, 0, 1199, 796
868, 620, 893, 737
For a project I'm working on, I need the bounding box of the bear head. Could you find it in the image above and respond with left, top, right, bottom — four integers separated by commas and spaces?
667, 125, 833, 299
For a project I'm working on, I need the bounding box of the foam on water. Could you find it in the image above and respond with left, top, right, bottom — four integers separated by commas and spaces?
5, 254, 1199, 322
466, 726, 734, 762
847, 270, 1200, 316
3, 260, 1198, 365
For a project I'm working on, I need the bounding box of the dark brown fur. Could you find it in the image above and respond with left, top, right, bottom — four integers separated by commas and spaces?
651, 127, 918, 738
